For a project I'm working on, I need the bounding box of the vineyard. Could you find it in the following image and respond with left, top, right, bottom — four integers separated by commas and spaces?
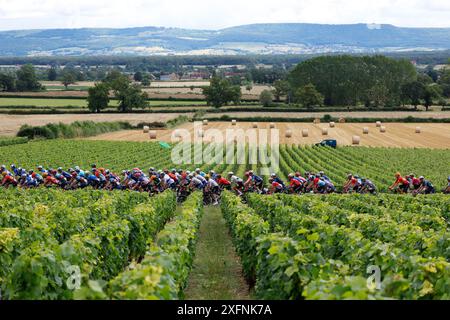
0, 188, 204, 299
0, 139, 449, 191
221, 191, 450, 299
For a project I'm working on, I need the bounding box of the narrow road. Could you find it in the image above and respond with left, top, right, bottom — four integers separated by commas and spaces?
184, 206, 250, 300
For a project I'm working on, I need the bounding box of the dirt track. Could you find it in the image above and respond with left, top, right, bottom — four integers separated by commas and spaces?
85, 121, 450, 149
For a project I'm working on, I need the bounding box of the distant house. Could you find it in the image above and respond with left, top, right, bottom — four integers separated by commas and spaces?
160, 73, 180, 81
181, 72, 210, 80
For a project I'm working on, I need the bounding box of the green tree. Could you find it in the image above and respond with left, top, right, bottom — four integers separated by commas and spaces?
134, 71, 143, 82
272, 80, 290, 102
47, 67, 58, 81
365, 84, 390, 108
401, 81, 425, 109
0, 73, 16, 92
423, 85, 441, 111
288, 55, 416, 106
87, 83, 110, 113
61, 71, 76, 90
229, 75, 242, 86
295, 84, 324, 109
103, 70, 126, 84
141, 74, 151, 87
438, 69, 450, 98
16, 64, 42, 91
202, 77, 241, 108
245, 81, 253, 93
259, 89, 274, 107
111, 76, 149, 112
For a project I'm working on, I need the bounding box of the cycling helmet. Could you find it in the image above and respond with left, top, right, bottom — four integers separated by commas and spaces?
37, 165, 43, 170
57, 167, 63, 171
244, 172, 250, 177
419, 176, 425, 180
270, 173, 276, 177
228, 172, 234, 176
11, 164, 16, 168
43, 173, 48, 178
1, 171, 7, 176
200, 172, 206, 177
395, 172, 401, 177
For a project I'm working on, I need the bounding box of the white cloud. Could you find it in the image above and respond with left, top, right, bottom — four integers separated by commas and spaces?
0, 0, 449, 30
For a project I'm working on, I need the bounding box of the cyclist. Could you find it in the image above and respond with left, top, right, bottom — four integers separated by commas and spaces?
444, 176, 450, 194
216, 174, 231, 190
389, 172, 410, 194
228, 172, 244, 196
359, 177, 377, 194
415, 176, 435, 195
1, 171, 17, 188
268, 178, 285, 194
288, 173, 303, 194
205, 175, 220, 205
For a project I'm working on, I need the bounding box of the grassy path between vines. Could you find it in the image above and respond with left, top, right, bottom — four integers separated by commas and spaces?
184, 206, 251, 300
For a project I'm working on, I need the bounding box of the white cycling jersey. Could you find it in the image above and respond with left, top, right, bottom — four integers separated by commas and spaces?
230, 175, 243, 185
207, 179, 219, 188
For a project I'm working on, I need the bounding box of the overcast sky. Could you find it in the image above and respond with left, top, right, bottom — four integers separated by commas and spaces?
0, 0, 449, 31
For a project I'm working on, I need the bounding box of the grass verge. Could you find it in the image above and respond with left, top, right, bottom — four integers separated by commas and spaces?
184, 206, 251, 300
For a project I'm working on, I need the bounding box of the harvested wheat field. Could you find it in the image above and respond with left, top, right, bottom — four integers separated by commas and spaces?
86, 121, 450, 149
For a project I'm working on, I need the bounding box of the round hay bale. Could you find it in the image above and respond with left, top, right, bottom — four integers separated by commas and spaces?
329, 122, 335, 128
203, 119, 208, 126
149, 130, 157, 139
302, 129, 309, 137
339, 118, 346, 123
415, 126, 421, 134
252, 122, 258, 128
231, 119, 237, 125
285, 129, 292, 138
376, 121, 382, 127
313, 118, 321, 124
143, 126, 150, 133
322, 128, 328, 136
380, 126, 386, 133
363, 127, 369, 134
270, 122, 275, 129
352, 135, 361, 145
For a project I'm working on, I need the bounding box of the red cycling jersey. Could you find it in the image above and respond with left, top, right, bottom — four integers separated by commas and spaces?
217, 177, 231, 186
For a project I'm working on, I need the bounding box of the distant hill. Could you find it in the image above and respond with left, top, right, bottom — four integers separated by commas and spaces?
0, 23, 449, 56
